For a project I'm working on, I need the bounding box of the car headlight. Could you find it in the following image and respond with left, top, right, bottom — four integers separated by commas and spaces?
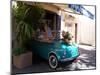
55, 49, 66, 56
64, 50, 66, 55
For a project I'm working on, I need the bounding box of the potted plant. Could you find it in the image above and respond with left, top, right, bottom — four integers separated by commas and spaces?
13, 48, 32, 69
12, 1, 45, 69
62, 31, 73, 44
12, 2, 34, 69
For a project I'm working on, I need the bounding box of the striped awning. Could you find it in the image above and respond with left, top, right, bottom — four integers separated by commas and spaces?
68, 4, 94, 19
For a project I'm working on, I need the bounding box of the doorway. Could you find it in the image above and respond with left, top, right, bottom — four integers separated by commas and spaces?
75, 23, 78, 43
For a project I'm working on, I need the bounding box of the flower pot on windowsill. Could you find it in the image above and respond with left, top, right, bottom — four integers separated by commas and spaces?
13, 49, 32, 69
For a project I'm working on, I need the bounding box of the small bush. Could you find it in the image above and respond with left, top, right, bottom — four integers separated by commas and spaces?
62, 31, 73, 44
13, 48, 26, 56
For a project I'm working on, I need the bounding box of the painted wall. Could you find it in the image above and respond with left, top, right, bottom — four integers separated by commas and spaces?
60, 9, 95, 46
77, 15, 95, 46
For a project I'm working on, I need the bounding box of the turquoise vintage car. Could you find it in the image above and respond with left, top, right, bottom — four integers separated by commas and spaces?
30, 39, 79, 69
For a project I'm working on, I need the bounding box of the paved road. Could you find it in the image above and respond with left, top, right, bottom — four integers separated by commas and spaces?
12, 45, 96, 74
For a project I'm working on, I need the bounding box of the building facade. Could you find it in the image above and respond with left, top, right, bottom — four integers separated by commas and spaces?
27, 2, 95, 46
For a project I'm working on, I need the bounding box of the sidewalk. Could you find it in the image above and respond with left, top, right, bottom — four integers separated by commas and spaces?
68, 45, 96, 70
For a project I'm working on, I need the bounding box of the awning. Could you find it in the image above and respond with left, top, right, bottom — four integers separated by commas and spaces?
68, 4, 94, 20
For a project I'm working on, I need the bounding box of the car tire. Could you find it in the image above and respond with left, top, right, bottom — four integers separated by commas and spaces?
49, 54, 58, 69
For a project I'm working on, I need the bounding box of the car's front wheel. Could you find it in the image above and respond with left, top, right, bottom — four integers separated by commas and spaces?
49, 54, 58, 69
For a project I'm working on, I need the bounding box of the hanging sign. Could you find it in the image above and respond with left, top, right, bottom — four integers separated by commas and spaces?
68, 4, 94, 19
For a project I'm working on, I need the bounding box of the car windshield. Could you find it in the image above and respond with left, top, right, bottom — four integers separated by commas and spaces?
36, 30, 62, 43
53, 40, 63, 48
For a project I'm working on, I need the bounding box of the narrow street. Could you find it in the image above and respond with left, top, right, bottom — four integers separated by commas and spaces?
12, 45, 96, 74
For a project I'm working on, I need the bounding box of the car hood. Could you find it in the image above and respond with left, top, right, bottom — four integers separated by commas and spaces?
53, 40, 79, 58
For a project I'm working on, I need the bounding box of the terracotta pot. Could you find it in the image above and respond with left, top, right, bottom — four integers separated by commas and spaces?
13, 51, 32, 69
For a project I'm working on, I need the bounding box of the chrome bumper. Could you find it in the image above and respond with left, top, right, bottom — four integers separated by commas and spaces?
59, 55, 79, 62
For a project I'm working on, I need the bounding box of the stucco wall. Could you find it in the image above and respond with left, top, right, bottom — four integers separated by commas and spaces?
60, 10, 95, 46
77, 15, 95, 46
